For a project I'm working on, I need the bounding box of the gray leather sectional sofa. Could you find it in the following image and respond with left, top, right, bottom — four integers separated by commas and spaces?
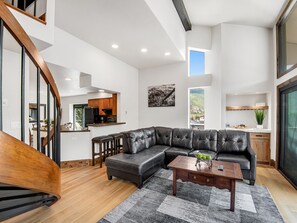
105, 127, 256, 188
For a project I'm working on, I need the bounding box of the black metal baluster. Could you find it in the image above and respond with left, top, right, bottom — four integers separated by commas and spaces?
23, 0, 26, 10
12, 0, 15, 6
0, 19, 3, 131
21, 47, 25, 142
56, 108, 61, 167
53, 97, 57, 163
33, 0, 37, 17
47, 84, 50, 158
37, 67, 40, 152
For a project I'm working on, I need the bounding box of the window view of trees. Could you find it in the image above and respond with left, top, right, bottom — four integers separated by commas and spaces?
73, 104, 88, 130
189, 88, 204, 129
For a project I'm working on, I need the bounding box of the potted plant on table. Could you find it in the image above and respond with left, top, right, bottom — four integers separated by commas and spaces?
255, 110, 265, 129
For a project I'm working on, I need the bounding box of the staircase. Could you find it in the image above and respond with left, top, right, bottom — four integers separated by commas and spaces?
0, 1, 61, 221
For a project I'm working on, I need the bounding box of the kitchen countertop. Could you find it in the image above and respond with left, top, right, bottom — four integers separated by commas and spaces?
87, 122, 126, 127
226, 127, 271, 133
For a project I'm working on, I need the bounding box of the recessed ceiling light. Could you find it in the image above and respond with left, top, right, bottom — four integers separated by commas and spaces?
164, 52, 171, 56
141, 48, 148, 53
98, 89, 105, 93
65, 78, 72, 81
112, 44, 119, 49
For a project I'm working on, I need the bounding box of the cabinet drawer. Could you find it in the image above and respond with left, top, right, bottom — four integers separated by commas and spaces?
250, 133, 270, 139
188, 173, 214, 185
215, 177, 231, 190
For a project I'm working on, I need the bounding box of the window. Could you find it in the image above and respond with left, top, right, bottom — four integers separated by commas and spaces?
73, 104, 88, 130
277, 0, 297, 77
189, 50, 205, 76
189, 88, 204, 129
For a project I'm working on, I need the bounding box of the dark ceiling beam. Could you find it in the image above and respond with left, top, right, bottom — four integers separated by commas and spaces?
172, 0, 192, 31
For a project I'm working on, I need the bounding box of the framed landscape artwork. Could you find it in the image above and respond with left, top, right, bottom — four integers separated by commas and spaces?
148, 84, 175, 107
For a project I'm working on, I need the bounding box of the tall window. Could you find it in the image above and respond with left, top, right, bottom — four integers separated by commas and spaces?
189, 50, 205, 76
277, 0, 297, 77
189, 88, 204, 129
73, 104, 88, 130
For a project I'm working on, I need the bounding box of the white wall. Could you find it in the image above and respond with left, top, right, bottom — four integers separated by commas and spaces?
2, 49, 30, 143
8, 0, 55, 49
144, 0, 186, 59
41, 27, 139, 137
138, 25, 223, 129
138, 23, 274, 135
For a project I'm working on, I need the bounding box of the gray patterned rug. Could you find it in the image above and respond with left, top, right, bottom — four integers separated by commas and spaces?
98, 169, 284, 223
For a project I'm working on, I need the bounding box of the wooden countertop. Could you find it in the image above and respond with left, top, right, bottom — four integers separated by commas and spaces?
87, 122, 126, 127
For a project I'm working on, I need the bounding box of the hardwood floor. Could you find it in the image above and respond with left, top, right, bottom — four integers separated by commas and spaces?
5, 165, 297, 223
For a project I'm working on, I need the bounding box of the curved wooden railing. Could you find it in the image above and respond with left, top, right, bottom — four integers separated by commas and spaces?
0, 1, 61, 220
0, 131, 61, 197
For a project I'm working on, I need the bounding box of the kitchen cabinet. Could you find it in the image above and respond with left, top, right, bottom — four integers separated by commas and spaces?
250, 133, 270, 165
88, 94, 117, 116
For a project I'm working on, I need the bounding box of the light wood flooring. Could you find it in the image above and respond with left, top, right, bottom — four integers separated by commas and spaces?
5, 165, 297, 223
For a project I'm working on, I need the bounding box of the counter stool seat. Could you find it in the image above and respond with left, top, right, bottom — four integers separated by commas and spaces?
92, 135, 113, 167
109, 133, 124, 154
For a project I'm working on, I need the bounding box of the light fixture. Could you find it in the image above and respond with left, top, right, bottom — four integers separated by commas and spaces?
141, 48, 148, 53
65, 78, 72, 81
164, 52, 171, 56
98, 89, 105, 93
112, 44, 119, 49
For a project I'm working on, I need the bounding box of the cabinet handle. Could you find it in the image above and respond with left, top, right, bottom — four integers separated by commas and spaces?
206, 178, 210, 182
193, 176, 196, 179
255, 135, 263, 137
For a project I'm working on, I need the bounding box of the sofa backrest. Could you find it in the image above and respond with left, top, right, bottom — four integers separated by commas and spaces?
172, 128, 193, 149
142, 127, 156, 149
123, 129, 146, 154
155, 127, 173, 146
192, 130, 217, 152
217, 130, 248, 153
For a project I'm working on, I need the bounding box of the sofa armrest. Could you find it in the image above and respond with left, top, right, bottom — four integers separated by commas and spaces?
246, 145, 257, 181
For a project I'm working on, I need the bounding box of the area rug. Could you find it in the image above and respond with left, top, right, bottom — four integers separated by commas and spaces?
98, 169, 284, 223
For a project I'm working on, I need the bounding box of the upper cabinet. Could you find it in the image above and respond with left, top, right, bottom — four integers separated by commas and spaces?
88, 94, 117, 116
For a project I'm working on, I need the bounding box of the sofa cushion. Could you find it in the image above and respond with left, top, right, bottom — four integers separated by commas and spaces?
123, 130, 146, 154
216, 153, 250, 170
165, 147, 189, 157
105, 145, 169, 175
192, 130, 217, 152
155, 127, 172, 146
188, 150, 217, 159
218, 130, 248, 153
143, 127, 156, 149
172, 128, 193, 149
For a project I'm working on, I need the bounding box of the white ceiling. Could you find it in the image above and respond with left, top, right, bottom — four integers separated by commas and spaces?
184, 0, 286, 28
55, 0, 184, 69
54, 0, 287, 70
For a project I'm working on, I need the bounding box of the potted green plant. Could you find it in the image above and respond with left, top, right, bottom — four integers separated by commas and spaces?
255, 110, 265, 129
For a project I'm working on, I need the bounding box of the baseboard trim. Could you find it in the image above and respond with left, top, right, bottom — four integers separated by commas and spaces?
61, 159, 92, 168
270, 159, 276, 168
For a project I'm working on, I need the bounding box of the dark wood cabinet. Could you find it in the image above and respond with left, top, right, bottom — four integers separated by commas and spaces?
250, 133, 270, 165
88, 94, 117, 116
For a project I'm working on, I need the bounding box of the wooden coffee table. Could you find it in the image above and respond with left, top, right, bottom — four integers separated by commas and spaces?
168, 156, 243, 212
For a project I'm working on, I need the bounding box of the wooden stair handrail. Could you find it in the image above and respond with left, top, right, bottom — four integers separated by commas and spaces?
0, 131, 61, 198
0, 1, 60, 106
42, 128, 54, 147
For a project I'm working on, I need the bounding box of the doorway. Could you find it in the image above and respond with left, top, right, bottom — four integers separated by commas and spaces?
279, 80, 297, 188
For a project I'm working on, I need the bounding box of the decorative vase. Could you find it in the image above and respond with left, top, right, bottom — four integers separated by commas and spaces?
257, 125, 263, 129
195, 159, 212, 169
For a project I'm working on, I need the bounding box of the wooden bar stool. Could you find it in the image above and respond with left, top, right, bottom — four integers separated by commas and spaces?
92, 135, 113, 168
109, 133, 124, 154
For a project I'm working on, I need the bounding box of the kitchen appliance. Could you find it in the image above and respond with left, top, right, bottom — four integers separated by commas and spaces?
85, 107, 99, 125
